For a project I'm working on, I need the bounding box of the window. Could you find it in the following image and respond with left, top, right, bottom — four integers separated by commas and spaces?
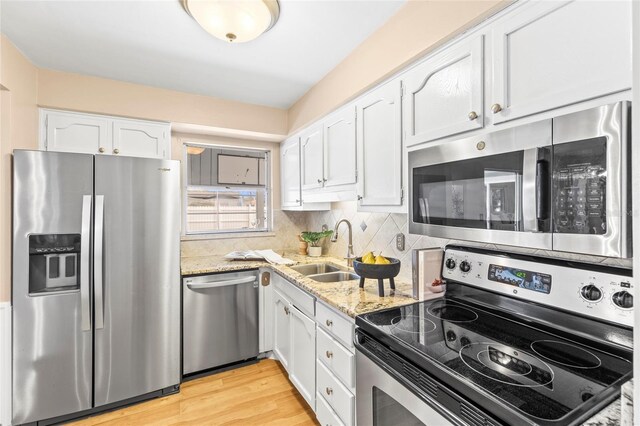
184, 144, 270, 235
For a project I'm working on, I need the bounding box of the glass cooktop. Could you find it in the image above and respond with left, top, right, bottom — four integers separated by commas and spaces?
356, 297, 632, 422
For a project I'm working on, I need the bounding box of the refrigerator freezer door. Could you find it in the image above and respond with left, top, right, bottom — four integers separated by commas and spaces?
93, 155, 181, 407
12, 151, 94, 424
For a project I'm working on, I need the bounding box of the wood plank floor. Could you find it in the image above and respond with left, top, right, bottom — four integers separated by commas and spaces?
70, 359, 319, 425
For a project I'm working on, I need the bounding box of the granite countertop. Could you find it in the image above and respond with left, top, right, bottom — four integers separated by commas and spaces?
181, 253, 441, 318
583, 379, 633, 426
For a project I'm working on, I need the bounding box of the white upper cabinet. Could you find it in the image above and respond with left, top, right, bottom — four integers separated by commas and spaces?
281, 136, 302, 208
490, 0, 632, 124
44, 110, 111, 155
323, 106, 356, 188
300, 125, 324, 191
356, 79, 403, 208
112, 119, 168, 158
41, 109, 170, 159
403, 35, 484, 146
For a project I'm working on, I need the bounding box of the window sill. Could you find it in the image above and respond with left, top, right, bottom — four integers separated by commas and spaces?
181, 231, 277, 241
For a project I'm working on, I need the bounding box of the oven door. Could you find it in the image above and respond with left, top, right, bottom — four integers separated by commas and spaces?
551, 101, 631, 258
408, 119, 552, 250
356, 349, 458, 426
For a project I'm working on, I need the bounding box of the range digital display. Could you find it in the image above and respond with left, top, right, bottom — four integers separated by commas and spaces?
488, 264, 552, 294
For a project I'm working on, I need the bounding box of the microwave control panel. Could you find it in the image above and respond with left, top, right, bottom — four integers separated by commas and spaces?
442, 248, 632, 328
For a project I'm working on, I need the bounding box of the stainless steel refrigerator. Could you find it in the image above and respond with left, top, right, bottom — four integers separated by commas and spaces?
12, 150, 181, 424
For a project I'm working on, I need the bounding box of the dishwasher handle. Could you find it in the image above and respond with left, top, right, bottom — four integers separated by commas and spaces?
186, 276, 257, 290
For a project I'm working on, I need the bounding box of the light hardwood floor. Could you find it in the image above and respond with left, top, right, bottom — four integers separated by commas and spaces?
70, 359, 319, 425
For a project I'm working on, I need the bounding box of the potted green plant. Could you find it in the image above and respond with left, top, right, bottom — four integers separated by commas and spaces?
300, 230, 333, 257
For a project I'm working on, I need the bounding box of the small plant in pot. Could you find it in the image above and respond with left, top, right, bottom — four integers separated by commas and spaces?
300, 230, 333, 257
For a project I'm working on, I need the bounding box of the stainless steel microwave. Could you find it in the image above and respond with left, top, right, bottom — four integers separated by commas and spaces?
408, 101, 631, 258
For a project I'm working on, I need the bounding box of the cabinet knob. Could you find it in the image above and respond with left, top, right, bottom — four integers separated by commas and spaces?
325, 319, 333, 327
323, 178, 327, 183
468, 111, 478, 121
326, 350, 333, 359
113, 148, 120, 154
284, 306, 290, 315
317, 179, 322, 183
98, 147, 105, 153
357, 195, 363, 201
325, 387, 333, 396
491, 103, 503, 114
295, 199, 301, 204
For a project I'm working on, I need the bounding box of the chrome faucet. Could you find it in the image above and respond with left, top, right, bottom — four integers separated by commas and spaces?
331, 219, 356, 267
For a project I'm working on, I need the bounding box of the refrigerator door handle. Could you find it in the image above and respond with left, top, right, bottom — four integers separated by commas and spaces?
80, 195, 92, 331
94, 195, 105, 330
186, 276, 257, 290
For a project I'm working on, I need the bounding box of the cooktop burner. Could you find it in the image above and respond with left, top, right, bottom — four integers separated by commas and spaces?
390, 315, 436, 334
356, 296, 632, 423
531, 340, 602, 369
427, 300, 478, 323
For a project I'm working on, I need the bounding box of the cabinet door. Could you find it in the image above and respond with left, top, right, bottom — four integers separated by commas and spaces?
44, 111, 110, 155
356, 80, 403, 207
273, 290, 291, 371
259, 269, 274, 353
281, 137, 302, 208
323, 106, 356, 188
112, 120, 169, 159
490, 0, 631, 124
403, 35, 484, 146
300, 125, 324, 190
289, 306, 316, 410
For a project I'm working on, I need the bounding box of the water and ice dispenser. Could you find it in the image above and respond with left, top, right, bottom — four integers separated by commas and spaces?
29, 234, 81, 294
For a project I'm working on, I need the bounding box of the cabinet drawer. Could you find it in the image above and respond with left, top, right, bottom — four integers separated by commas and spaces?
273, 275, 315, 318
317, 328, 354, 390
316, 392, 345, 426
317, 302, 354, 349
317, 361, 354, 426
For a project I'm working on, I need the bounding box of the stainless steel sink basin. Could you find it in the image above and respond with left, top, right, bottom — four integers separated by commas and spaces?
308, 271, 360, 283
290, 263, 344, 276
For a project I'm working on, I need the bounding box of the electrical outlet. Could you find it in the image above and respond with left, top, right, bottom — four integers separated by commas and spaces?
396, 233, 405, 251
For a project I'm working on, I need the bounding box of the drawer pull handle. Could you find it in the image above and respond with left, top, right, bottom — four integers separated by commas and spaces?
326, 350, 333, 359
325, 319, 333, 327
325, 387, 333, 396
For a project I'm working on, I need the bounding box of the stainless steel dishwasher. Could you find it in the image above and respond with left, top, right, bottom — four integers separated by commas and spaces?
182, 270, 259, 375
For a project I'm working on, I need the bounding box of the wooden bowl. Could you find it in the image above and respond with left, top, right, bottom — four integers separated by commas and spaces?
353, 257, 401, 279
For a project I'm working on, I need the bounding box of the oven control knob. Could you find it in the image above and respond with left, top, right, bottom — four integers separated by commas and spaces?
459, 261, 471, 273
612, 291, 633, 309
460, 337, 471, 347
580, 285, 602, 302
445, 258, 457, 270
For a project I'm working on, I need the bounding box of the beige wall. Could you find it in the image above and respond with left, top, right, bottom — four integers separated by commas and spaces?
0, 35, 39, 302
38, 69, 288, 136
288, 0, 510, 133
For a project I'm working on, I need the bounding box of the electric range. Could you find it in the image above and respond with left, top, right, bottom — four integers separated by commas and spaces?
355, 245, 633, 426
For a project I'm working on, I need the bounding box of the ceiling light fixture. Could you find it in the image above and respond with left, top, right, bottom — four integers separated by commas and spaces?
186, 146, 206, 155
182, 0, 280, 43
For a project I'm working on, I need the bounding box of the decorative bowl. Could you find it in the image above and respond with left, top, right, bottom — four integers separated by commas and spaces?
352, 257, 401, 279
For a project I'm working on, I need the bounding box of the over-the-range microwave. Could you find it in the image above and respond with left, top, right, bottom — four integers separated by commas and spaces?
408, 101, 631, 258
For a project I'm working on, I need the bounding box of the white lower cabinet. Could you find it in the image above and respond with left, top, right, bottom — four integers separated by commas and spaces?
270, 278, 357, 425
273, 290, 291, 371
290, 306, 317, 410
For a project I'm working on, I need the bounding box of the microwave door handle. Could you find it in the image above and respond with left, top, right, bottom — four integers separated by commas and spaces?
522, 149, 540, 232
536, 160, 550, 221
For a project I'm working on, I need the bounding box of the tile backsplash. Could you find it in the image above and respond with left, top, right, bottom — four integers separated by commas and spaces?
182, 201, 632, 282
305, 201, 632, 282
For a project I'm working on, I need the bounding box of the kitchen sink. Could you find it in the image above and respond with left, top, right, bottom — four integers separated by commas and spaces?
290, 263, 345, 276
308, 271, 360, 283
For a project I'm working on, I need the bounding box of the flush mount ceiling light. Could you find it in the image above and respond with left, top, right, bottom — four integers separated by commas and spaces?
182, 0, 280, 43
186, 146, 206, 155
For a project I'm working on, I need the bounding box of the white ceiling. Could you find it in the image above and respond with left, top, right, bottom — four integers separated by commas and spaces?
0, 0, 405, 108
